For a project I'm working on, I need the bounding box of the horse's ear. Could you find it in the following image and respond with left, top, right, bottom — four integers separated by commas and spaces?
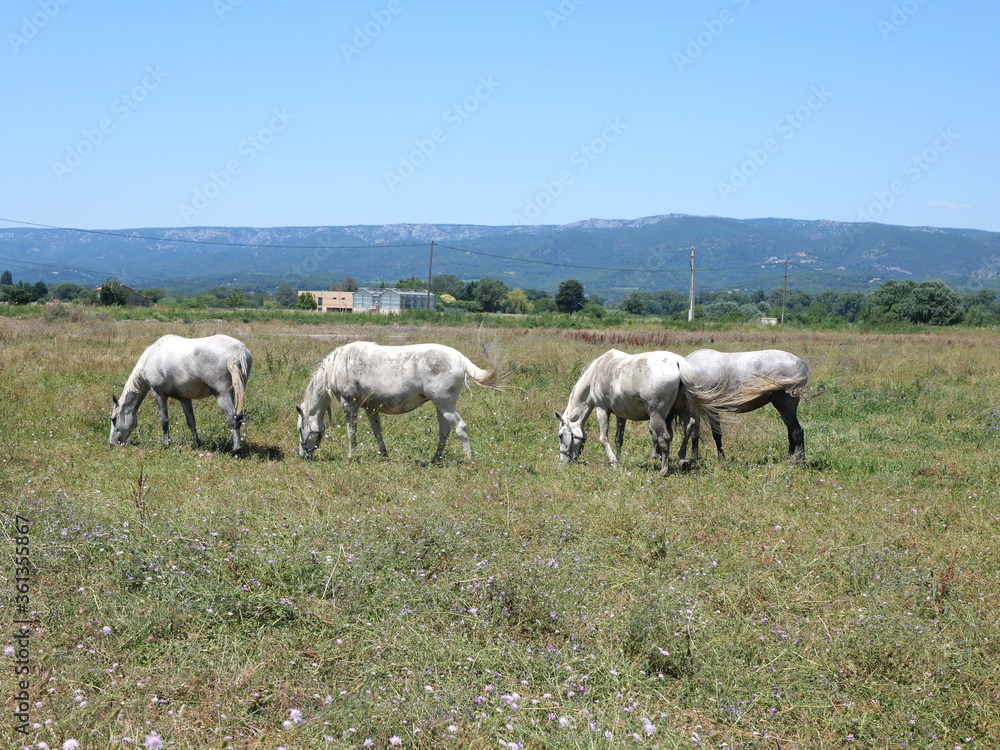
554, 411, 563, 421
112, 394, 119, 407
295, 404, 303, 417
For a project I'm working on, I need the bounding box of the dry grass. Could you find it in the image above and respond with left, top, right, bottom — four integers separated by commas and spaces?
1, 311, 999, 749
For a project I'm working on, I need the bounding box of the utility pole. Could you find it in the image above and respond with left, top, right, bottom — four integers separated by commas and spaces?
781, 258, 788, 324
426, 240, 434, 310
688, 246, 696, 322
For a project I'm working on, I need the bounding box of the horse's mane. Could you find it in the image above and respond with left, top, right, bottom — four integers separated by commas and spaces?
120, 347, 151, 399
302, 348, 340, 413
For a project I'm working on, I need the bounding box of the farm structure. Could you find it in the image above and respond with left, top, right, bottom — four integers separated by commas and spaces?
298, 290, 354, 313
353, 287, 434, 313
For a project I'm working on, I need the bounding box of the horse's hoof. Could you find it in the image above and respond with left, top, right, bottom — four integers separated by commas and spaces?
679, 459, 691, 472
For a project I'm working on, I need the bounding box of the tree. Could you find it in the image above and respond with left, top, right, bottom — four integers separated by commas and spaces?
501, 288, 530, 314
275, 285, 298, 308
334, 276, 358, 292
140, 288, 166, 304
0, 270, 12, 286
522, 288, 552, 302
7, 287, 32, 305
471, 277, 510, 313
860, 279, 963, 326
620, 291, 644, 315
396, 276, 426, 290
226, 289, 249, 308
50, 283, 86, 301
555, 279, 586, 314
431, 274, 465, 298
296, 291, 318, 310
32, 281, 48, 301
98, 278, 129, 307
902, 280, 963, 325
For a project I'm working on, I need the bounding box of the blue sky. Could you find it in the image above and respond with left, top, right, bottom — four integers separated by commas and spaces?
4, 1, 998, 232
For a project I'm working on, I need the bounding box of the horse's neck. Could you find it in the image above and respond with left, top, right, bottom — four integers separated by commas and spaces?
304, 366, 333, 418
119, 363, 150, 409
564, 373, 594, 424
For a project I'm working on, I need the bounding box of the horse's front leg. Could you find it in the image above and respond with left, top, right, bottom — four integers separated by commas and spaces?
151, 390, 172, 446
649, 413, 672, 476
180, 398, 200, 447
341, 400, 360, 458
367, 410, 389, 457
595, 408, 618, 466
216, 390, 243, 453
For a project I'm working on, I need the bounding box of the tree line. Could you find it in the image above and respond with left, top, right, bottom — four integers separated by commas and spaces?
2, 269, 998, 327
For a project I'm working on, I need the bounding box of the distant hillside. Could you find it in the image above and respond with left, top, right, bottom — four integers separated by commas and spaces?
3, 215, 999, 300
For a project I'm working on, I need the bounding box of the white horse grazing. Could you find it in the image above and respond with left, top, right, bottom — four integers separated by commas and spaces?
555, 349, 721, 476
682, 349, 810, 464
110, 334, 253, 452
296, 341, 502, 462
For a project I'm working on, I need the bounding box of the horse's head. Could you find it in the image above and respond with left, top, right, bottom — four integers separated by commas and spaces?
555, 411, 587, 463
109, 395, 136, 446
296, 404, 326, 459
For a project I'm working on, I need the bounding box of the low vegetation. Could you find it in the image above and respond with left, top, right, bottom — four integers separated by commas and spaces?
2, 311, 998, 749
3, 266, 1000, 328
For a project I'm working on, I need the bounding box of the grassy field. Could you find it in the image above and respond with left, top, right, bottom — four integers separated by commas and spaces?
2, 311, 999, 749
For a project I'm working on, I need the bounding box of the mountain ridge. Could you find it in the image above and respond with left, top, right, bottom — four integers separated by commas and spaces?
2, 214, 998, 299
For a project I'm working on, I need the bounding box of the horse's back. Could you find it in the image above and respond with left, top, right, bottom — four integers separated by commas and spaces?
145, 334, 251, 396
331, 341, 466, 407
688, 348, 808, 383
587, 349, 685, 416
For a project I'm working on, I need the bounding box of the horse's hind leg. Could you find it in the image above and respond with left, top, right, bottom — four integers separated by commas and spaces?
674, 408, 693, 471
772, 393, 805, 464
613, 415, 627, 462
179, 398, 200, 447
366, 410, 389, 457
649, 413, 673, 476
708, 412, 725, 459
434, 406, 468, 462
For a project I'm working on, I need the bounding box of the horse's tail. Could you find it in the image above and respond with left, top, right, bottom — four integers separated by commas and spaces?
464, 329, 506, 389
677, 359, 724, 425
685, 368, 809, 414
227, 347, 253, 415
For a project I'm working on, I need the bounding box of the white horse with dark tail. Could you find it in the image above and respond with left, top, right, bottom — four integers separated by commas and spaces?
555, 349, 726, 476
110, 334, 253, 452
297, 340, 503, 462
681, 349, 810, 464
